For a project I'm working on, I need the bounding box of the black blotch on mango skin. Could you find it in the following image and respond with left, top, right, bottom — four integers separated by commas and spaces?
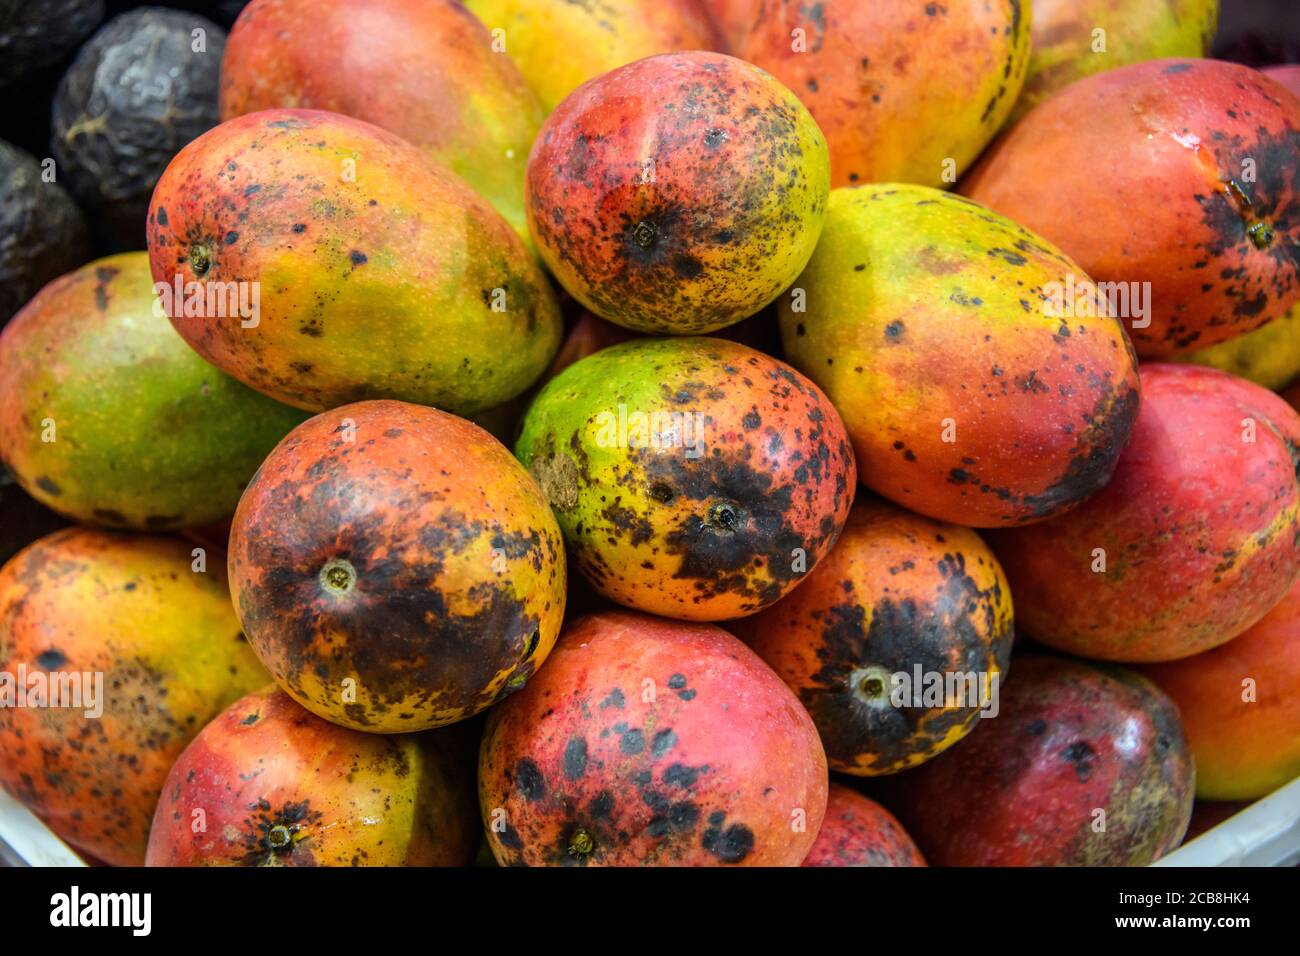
803, 550, 1009, 769
516, 758, 546, 802
236, 464, 556, 726
642, 450, 809, 609
701, 812, 754, 863
238, 800, 323, 866
36, 649, 67, 670
1061, 740, 1096, 781
563, 737, 588, 780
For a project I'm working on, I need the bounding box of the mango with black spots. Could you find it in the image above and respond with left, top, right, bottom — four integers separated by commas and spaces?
146, 108, 561, 414
801, 783, 926, 867
779, 185, 1140, 528
1176, 301, 1300, 389
737, 498, 1013, 775
989, 363, 1300, 662
1012, 0, 1218, 122
145, 686, 477, 866
526, 51, 829, 334
1141, 577, 1300, 801
964, 59, 1300, 357
0, 252, 307, 530
890, 656, 1193, 866
464, 0, 722, 114
478, 610, 827, 866
229, 400, 566, 732
219, 0, 542, 240
515, 337, 855, 621
0, 528, 269, 866
736, 0, 1031, 189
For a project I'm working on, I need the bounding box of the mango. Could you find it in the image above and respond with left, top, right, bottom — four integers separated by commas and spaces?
220, 0, 542, 239
779, 185, 1140, 528
527, 51, 828, 334
229, 400, 567, 732
146, 687, 477, 866
964, 59, 1300, 357
738, 498, 1014, 775
0, 253, 306, 530
0, 529, 269, 865
1012, 0, 1218, 121
516, 337, 855, 621
146, 109, 561, 414
802, 784, 926, 867
1142, 578, 1300, 801
737, 0, 1031, 188
1176, 302, 1300, 389
890, 656, 1193, 866
479, 610, 828, 866
989, 363, 1300, 662
464, 0, 721, 114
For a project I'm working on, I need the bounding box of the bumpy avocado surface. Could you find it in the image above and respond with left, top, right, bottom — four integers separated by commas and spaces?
0, 138, 91, 326
51, 7, 226, 248
0, 0, 105, 88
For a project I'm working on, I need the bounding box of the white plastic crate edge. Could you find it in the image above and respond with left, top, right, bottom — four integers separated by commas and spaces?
0, 787, 85, 866
1154, 775, 1300, 867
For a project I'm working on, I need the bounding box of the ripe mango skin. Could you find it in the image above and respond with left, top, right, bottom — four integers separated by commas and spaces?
527, 51, 829, 334
0, 253, 307, 530
515, 337, 856, 622
739, 499, 1014, 776
1177, 301, 1300, 389
779, 185, 1140, 528
146, 109, 561, 414
1142, 578, 1300, 802
0, 529, 269, 866
479, 610, 828, 867
464, 0, 721, 115
989, 364, 1300, 663
1012, 0, 1218, 122
229, 400, 567, 733
738, 0, 1031, 189
146, 686, 476, 866
964, 59, 1300, 357
220, 0, 542, 240
802, 784, 926, 868
891, 656, 1194, 866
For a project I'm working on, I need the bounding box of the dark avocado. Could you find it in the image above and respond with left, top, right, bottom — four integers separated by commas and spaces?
0, 138, 92, 327
0, 0, 105, 88
50, 7, 226, 249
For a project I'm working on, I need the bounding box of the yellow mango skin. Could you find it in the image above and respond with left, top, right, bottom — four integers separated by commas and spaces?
738, 0, 1032, 189
1176, 302, 1300, 390
465, 0, 722, 114
147, 109, 561, 415
779, 185, 1141, 528
220, 0, 543, 241
527, 51, 830, 334
0, 529, 269, 865
1013, 0, 1218, 122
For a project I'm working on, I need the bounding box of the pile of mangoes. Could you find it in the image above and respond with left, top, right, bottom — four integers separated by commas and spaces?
0, 0, 1298, 868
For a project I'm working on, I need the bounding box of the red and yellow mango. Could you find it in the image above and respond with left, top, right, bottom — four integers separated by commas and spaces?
147, 109, 561, 414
